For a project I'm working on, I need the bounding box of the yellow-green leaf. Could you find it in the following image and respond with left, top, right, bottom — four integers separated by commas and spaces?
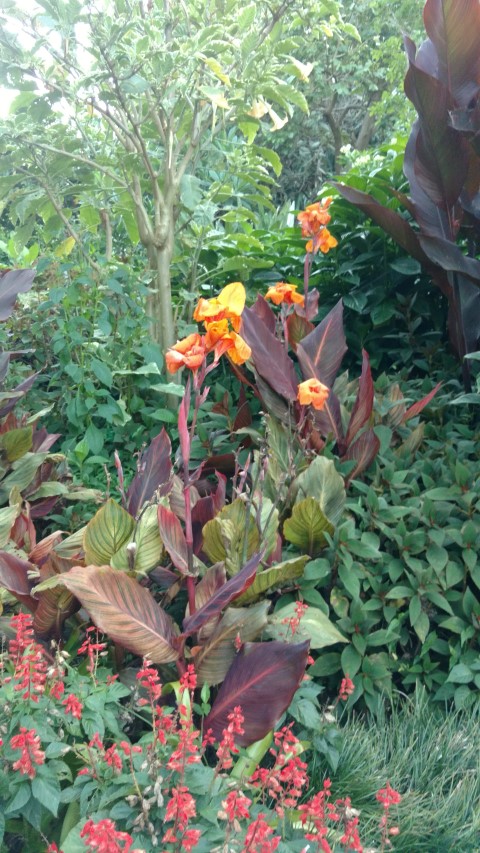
235, 555, 308, 605
0, 425, 33, 462
202, 499, 260, 576
84, 499, 135, 566
283, 497, 333, 557
54, 236, 76, 258
110, 505, 163, 575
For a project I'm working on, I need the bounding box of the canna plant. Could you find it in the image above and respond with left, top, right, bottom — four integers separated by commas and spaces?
0, 280, 351, 746
334, 0, 480, 388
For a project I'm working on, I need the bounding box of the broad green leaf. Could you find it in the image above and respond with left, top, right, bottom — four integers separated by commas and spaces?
283, 497, 334, 556
54, 525, 86, 559
84, 499, 135, 566
110, 505, 163, 575
60, 565, 179, 663
293, 456, 346, 526
200, 55, 231, 86
202, 498, 260, 576
0, 452, 48, 501
266, 602, 347, 648
235, 555, 309, 605
0, 425, 33, 461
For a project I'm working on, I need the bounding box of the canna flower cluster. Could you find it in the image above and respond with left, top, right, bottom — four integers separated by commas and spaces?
166, 282, 251, 373
265, 281, 305, 306
298, 197, 338, 254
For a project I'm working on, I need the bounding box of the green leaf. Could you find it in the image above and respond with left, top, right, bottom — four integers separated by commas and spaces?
235, 555, 308, 605
31, 774, 61, 817
341, 644, 362, 677
0, 425, 33, 461
266, 602, 347, 649
283, 497, 334, 557
90, 358, 113, 388
413, 610, 429, 643
110, 505, 163, 575
202, 498, 260, 576
293, 456, 346, 527
84, 499, 135, 566
447, 663, 473, 684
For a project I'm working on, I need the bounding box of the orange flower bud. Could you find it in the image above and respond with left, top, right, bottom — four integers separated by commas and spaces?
297, 378, 329, 410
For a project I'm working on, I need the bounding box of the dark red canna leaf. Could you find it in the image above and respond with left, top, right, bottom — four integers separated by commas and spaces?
0, 372, 39, 418
192, 473, 226, 555
0, 269, 36, 321
204, 640, 309, 745
343, 429, 381, 484
0, 551, 37, 610
345, 350, 375, 447
241, 307, 298, 401
423, 0, 480, 108
182, 550, 263, 637
404, 41, 468, 209
127, 428, 172, 517
295, 288, 320, 322
402, 381, 442, 422
286, 313, 314, 352
296, 300, 347, 389
251, 294, 277, 335
33, 587, 80, 639
333, 183, 432, 265
157, 504, 189, 574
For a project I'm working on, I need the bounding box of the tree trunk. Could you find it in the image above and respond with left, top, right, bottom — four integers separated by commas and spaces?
148, 242, 175, 354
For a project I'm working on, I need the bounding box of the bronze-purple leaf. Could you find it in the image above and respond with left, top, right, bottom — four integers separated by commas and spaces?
423, 0, 480, 108
157, 504, 189, 574
182, 551, 262, 637
402, 381, 442, 422
0, 269, 36, 321
296, 300, 347, 389
345, 349, 375, 447
241, 307, 298, 401
60, 565, 179, 663
127, 429, 172, 517
204, 640, 309, 745
251, 294, 277, 335
0, 551, 36, 610
343, 429, 381, 484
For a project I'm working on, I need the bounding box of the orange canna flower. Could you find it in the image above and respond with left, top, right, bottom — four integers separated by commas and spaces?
214, 331, 251, 365
193, 281, 245, 330
307, 227, 338, 255
265, 282, 305, 306
298, 197, 337, 255
204, 319, 230, 349
297, 378, 330, 410
165, 333, 207, 374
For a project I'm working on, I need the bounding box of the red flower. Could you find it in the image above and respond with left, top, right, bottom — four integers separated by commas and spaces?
376, 782, 402, 809
10, 727, 45, 779
216, 705, 244, 770
62, 693, 83, 719
222, 790, 252, 822
338, 675, 355, 701
80, 818, 135, 852
244, 814, 281, 852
